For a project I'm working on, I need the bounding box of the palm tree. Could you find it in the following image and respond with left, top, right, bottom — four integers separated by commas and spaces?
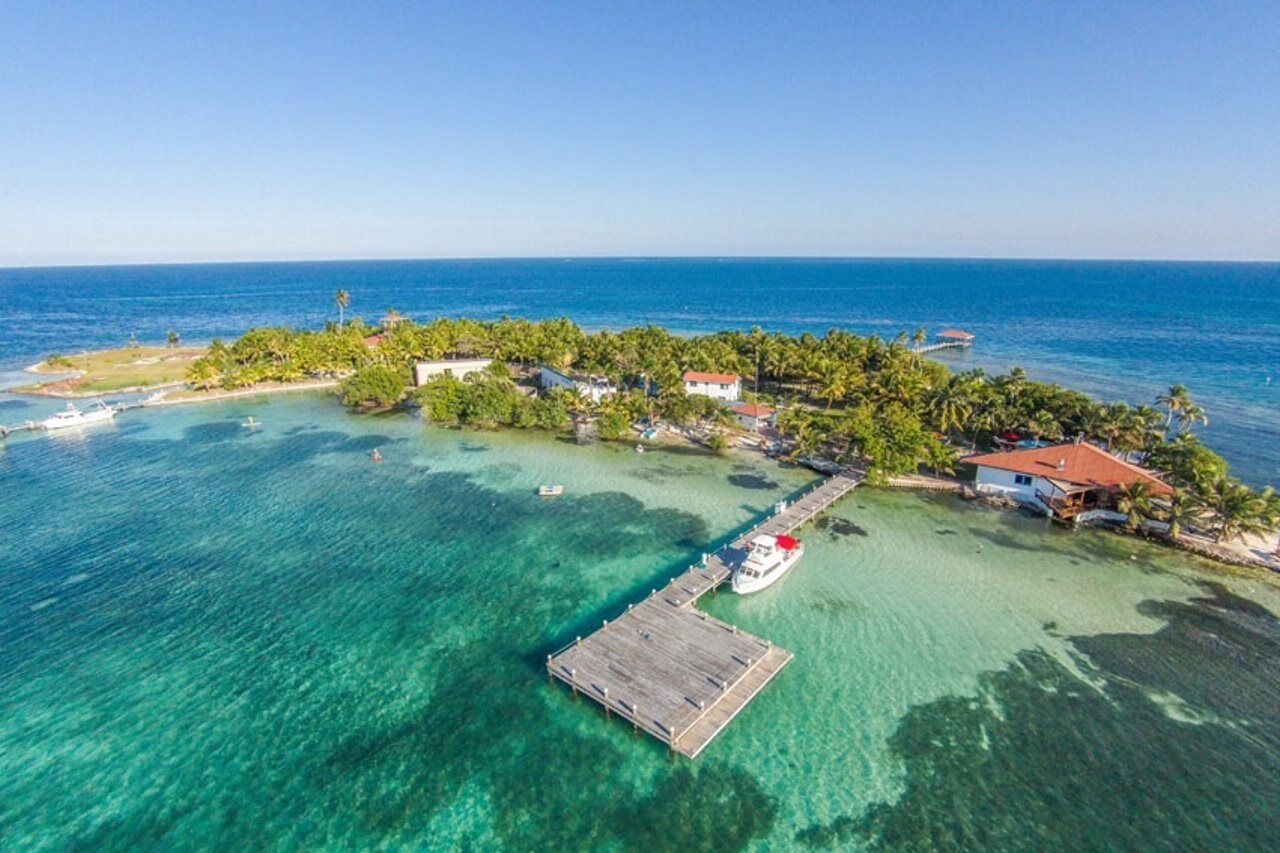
1155, 384, 1206, 434
923, 440, 958, 476
166, 330, 180, 348
1114, 482, 1153, 533
1194, 477, 1272, 544
817, 363, 849, 409
911, 327, 927, 348
927, 383, 972, 435
1159, 491, 1201, 539
1176, 402, 1208, 434
335, 290, 350, 328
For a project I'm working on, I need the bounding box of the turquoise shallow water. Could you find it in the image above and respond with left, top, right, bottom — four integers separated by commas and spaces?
2, 396, 1278, 849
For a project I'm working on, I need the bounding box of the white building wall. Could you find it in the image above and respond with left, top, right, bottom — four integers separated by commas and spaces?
973, 466, 1053, 513
413, 358, 492, 386
540, 366, 616, 403
684, 378, 741, 401
733, 411, 774, 430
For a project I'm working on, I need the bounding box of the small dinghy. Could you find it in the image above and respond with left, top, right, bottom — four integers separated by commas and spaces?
538, 484, 563, 496
371, 448, 383, 463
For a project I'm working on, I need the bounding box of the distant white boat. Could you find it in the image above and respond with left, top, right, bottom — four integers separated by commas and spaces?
731, 534, 804, 594
40, 401, 115, 431
538, 484, 564, 496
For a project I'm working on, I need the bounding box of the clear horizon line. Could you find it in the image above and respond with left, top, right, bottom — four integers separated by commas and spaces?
2, 252, 1278, 272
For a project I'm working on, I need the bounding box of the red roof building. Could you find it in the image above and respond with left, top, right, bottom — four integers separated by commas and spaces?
362, 333, 383, 347
682, 371, 741, 402
730, 403, 774, 418
936, 329, 974, 341
968, 441, 1171, 520
682, 371, 738, 384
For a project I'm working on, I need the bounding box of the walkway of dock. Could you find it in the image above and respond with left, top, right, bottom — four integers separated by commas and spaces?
547, 471, 862, 757
911, 339, 972, 354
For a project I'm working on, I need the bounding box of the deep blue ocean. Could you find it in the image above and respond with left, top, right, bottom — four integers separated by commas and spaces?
1, 258, 1277, 484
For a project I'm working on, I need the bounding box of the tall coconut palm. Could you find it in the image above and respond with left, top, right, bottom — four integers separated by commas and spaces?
817, 362, 849, 409
1155, 384, 1201, 433
335, 289, 350, 328
1114, 482, 1153, 533
1194, 477, 1272, 544
927, 382, 972, 434
1176, 402, 1208, 434
1159, 491, 1201, 539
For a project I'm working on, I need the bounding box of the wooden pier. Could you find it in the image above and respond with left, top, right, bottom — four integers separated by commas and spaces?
911, 329, 974, 355
547, 471, 861, 757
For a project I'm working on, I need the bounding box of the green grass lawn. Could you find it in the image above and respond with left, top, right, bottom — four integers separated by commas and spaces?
29, 346, 207, 392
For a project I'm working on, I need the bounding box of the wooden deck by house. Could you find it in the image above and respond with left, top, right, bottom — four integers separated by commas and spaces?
547, 472, 861, 757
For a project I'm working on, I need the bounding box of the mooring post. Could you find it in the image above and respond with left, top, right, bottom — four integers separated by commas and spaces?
570, 668, 578, 698
603, 687, 610, 718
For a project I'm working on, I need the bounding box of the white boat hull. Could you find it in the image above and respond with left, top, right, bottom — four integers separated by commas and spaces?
41, 407, 116, 430
732, 544, 804, 594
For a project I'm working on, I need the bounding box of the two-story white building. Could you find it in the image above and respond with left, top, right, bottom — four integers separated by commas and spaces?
412, 358, 493, 386
968, 441, 1172, 523
539, 364, 617, 403
682, 371, 741, 402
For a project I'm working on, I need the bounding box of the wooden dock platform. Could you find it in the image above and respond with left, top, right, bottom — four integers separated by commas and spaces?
547, 472, 861, 757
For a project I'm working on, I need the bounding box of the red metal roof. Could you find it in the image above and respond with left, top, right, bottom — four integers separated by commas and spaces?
730, 403, 774, 417
936, 329, 974, 340
362, 334, 383, 347
683, 371, 738, 384
967, 442, 1172, 495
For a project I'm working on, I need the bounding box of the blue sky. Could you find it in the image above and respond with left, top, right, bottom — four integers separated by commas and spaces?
1, 1, 1277, 264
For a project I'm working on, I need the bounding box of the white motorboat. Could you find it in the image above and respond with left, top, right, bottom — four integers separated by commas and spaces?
731, 533, 804, 594
40, 401, 116, 431
538, 484, 564, 496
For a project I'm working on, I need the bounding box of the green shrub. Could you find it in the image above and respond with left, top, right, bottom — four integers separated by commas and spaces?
340, 364, 407, 409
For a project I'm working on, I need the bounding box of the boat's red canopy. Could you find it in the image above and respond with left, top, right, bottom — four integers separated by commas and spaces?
775, 534, 799, 550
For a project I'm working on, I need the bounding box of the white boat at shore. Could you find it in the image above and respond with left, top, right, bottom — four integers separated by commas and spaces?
40, 401, 116, 431
538, 484, 564, 496
731, 533, 804, 594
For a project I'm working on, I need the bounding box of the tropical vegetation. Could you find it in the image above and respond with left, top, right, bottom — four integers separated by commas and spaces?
183, 315, 1278, 545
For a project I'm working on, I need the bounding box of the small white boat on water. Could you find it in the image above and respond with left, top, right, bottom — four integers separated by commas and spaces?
538, 484, 564, 497
731, 533, 804, 594
40, 401, 116, 431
